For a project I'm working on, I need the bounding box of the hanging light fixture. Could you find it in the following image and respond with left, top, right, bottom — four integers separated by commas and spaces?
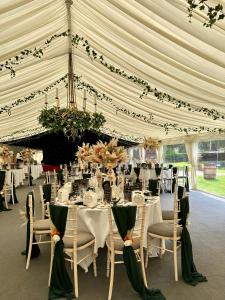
38, 0, 106, 140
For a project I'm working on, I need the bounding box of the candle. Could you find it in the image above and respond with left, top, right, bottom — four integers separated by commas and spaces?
94, 95, 97, 112
83, 89, 87, 111
57, 97, 60, 108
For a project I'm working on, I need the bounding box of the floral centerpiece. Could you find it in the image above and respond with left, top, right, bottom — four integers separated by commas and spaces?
0, 145, 12, 165
77, 143, 93, 163
141, 137, 159, 150
21, 148, 33, 162
90, 138, 128, 170
76, 143, 93, 170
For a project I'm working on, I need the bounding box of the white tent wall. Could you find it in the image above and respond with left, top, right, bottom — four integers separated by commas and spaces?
0, 0, 225, 144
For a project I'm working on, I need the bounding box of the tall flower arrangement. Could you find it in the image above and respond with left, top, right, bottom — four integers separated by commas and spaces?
141, 137, 159, 150
0, 145, 13, 164
76, 139, 128, 169
91, 138, 128, 169
21, 148, 33, 162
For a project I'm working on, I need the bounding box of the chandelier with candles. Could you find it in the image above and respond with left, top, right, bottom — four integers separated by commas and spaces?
38, 52, 106, 140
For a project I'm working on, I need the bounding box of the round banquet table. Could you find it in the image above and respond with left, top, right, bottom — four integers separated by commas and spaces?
65, 197, 163, 270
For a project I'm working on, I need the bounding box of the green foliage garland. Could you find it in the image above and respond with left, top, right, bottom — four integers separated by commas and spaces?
1, 31, 225, 120
0, 75, 67, 115
72, 75, 225, 135
0, 32, 68, 78
38, 106, 106, 139
187, 0, 225, 27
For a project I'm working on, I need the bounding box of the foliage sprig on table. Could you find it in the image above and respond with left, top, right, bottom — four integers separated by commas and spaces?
187, 0, 225, 27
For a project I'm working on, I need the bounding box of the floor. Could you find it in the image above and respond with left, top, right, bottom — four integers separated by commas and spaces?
0, 177, 224, 300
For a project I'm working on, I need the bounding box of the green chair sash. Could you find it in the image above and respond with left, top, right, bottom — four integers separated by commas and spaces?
48, 205, 73, 300
148, 180, 159, 196
112, 206, 166, 300
179, 195, 207, 285
43, 184, 52, 202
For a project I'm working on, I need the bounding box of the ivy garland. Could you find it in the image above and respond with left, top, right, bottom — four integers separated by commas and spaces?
1, 31, 225, 121
0, 127, 46, 142
72, 75, 225, 135
187, 0, 225, 27
0, 31, 68, 78
0, 75, 68, 115
71, 35, 225, 121
101, 127, 142, 143
0, 72, 224, 136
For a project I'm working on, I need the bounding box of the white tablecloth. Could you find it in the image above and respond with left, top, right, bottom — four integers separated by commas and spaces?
65, 198, 163, 270
23, 164, 43, 180
5, 169, 25, 187
30, 164, 43, 180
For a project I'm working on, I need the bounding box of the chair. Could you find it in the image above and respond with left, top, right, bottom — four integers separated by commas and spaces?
162, 186, 186, 223
163, 167, 177, 194
48, 205, 97, 298
26, 193, 51, 270
145, 185, 182, 281
148, 179, 161, 196
45, 171, 51, 184
0, 170, 9, 209
39, 185, 51, 219
3, 170, 14, 207
106, 204, 147, 300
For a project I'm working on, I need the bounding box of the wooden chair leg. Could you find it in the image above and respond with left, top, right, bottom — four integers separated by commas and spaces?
140, 247, 148, 287
106, 248, 110, 277
92, 244, 97, 277
173, 240, 178, 281
73, 251, 79, 298
48, 240, 54, 287
145, 234, 151, 269
108, 252, 115, 300
159, 238, 164, 258
11, 187, 14, 205
4, 190, 8, 209
26, 231, 33, 270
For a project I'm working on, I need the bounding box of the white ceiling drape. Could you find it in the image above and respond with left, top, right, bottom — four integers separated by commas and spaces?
0, 0, 225, 143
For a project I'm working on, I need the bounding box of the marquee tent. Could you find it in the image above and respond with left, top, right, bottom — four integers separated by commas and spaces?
0, 0, 225, 145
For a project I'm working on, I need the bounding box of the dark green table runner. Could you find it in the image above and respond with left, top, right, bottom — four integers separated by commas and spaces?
48, 205, 73, 300
112, 206, 166, 300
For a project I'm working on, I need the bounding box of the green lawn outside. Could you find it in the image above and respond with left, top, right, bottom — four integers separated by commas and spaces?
196, 175, 225, 197
166, 161, 225, 197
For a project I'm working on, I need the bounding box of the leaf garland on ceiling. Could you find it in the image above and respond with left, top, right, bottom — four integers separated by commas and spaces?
72, 75, 225, 135
1, 31, 225, 121
0, 75, 67, 115
0, 127, 46, 143
0, 31, 68, 78
0, 126, 141, 143
0, 73, 224, 136
187, 0, 225, 27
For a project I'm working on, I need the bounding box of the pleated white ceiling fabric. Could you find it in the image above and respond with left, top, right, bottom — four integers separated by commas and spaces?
0, 0, 225, 142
